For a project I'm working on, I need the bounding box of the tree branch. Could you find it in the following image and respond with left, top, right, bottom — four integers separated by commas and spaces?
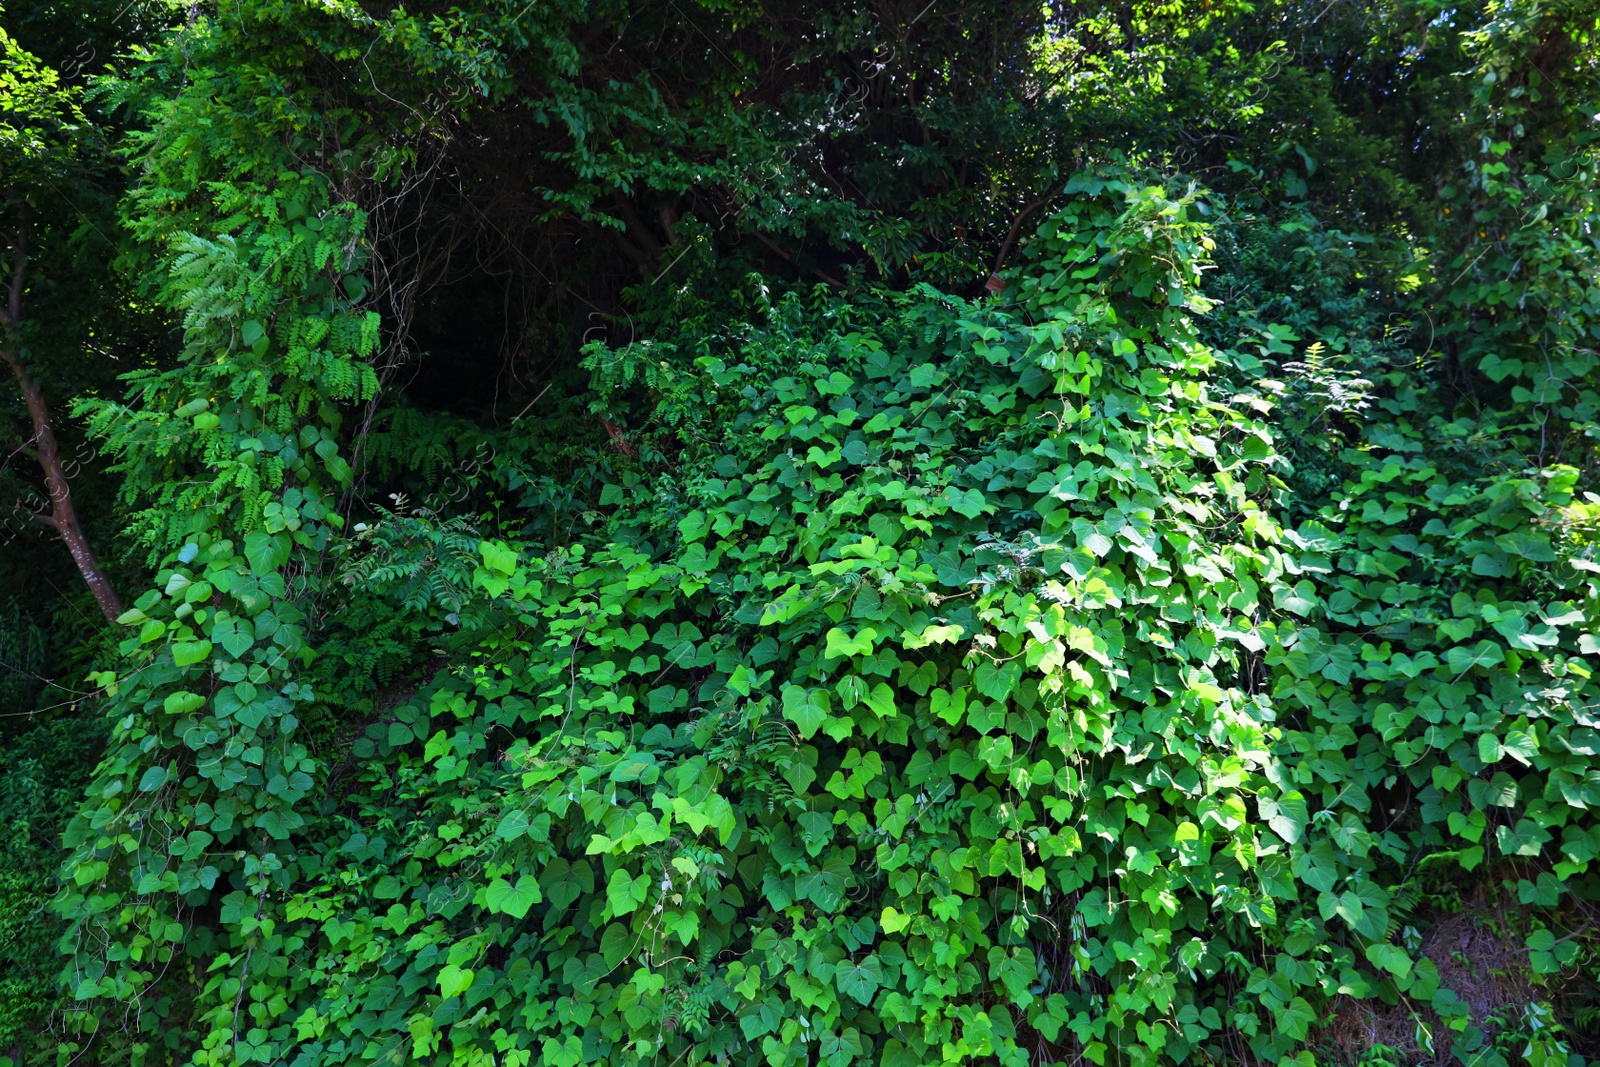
1, 225, 125, 624
988, 183, 1064, 287
598, 223, 655, 277
4, 227, 21, 326
612, 195, 663, 258
748, 231, 844, 289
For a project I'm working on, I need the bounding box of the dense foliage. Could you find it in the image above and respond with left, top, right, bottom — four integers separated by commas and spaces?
3, 0, 1600, 1065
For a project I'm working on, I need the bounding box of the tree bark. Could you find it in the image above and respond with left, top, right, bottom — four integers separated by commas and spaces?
2, 227, 125, 624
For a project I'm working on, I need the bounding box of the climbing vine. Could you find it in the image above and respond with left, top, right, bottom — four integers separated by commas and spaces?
7, 0, 1600, 1065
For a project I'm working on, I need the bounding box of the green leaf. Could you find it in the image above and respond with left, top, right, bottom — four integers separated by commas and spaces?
485, 875, 541, 919
797, 810, 834, 855
974, 659, 1020, 701
782, 685, 832, 739
1365, 943, 1412, 978
677, 510, 708, 541
1496, 819, 1551, 857
1277, 997, 1316, 1041
1527, 928, 1579, 973
992, 948, 1037, 1002
1324, 889, 1363, 929
172, 640, 212, 667
834, 955, 884, 1005
438, 964, 473, 999
1264, 791, 1309, 845
497, 809, 531, 840
1446, 641, 1504, 673
163, 690, 205, 716
542, 858, 594, 913
600, 923, 633, 968
943, 487, 987, 518
824, 627, 877, 659
1503, 729, 1538, 764
796, 854, 852, 912
213, 616, 254, 659
256, 809, 297, 839
479, 540, 517, 576
863, 682, 896, 719
606, 868, 649, 915
243, 530, 290, 576
542, 1036, 582, 1067
1275, 580, 1318, 617
1496, 531, 1557, 562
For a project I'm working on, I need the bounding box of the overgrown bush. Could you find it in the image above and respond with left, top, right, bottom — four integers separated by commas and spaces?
47, 172, 1600, 1066
7, 0, 1600, 1064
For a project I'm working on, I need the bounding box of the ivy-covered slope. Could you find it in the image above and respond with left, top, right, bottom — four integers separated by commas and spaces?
52, 173, 1600, 1067
9, 0, 1600, 1063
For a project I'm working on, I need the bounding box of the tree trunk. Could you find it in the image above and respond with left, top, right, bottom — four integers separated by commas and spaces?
2, 228, 125, 624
